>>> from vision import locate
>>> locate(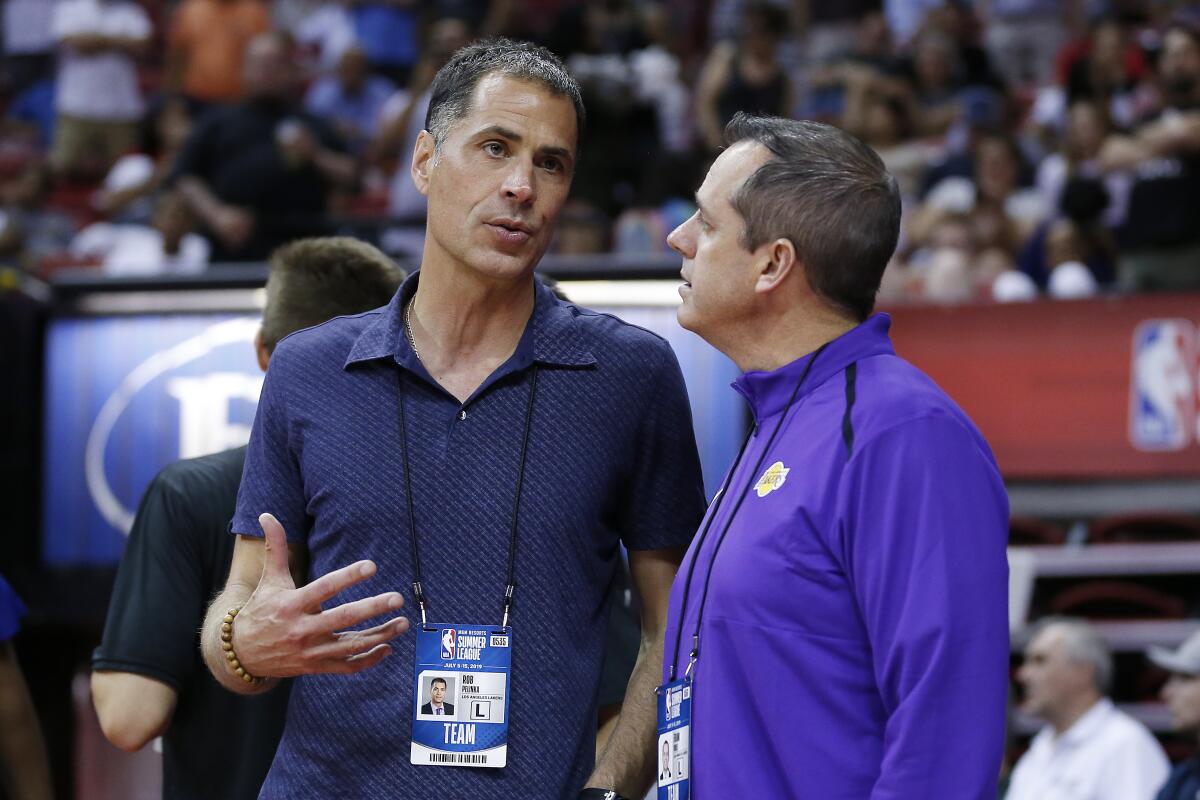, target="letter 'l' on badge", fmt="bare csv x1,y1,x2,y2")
754,461,789,498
